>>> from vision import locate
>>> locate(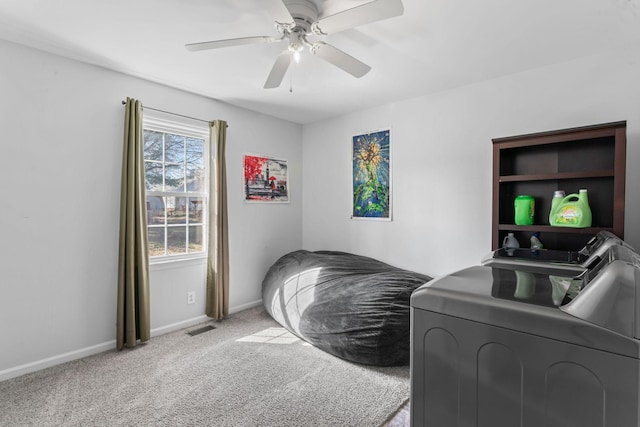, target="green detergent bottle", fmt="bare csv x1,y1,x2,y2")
514,195,535,225
549,189,592,228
